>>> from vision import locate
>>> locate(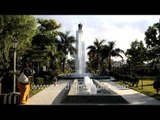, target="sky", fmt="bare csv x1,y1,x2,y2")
34,15,160,61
